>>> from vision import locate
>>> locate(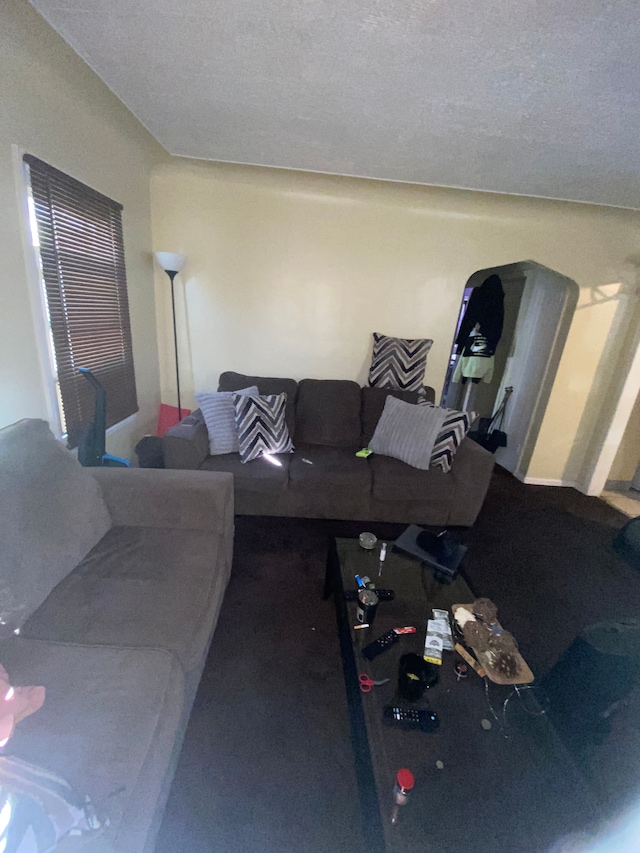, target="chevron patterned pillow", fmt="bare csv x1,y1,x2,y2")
233,393,294,464
368,332,433,392
428,406,477,472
